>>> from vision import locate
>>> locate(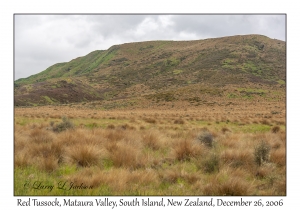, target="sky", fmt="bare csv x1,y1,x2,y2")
15,14,286,80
